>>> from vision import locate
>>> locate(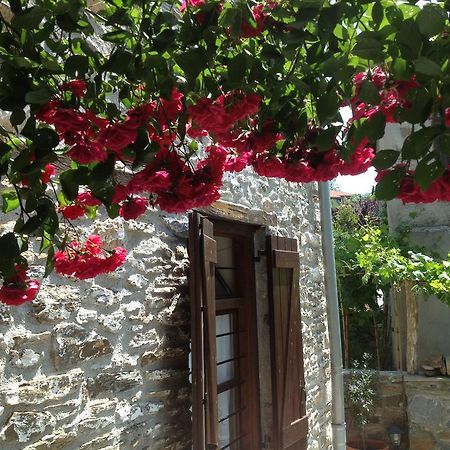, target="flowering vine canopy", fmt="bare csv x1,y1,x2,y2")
0,0,449,305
